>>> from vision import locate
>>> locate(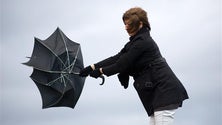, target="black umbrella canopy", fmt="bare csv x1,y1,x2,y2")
23,27,85,108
